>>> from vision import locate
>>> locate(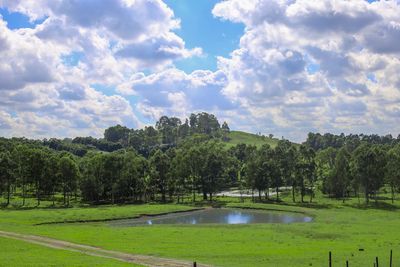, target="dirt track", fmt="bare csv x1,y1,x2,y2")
0,230,211,267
